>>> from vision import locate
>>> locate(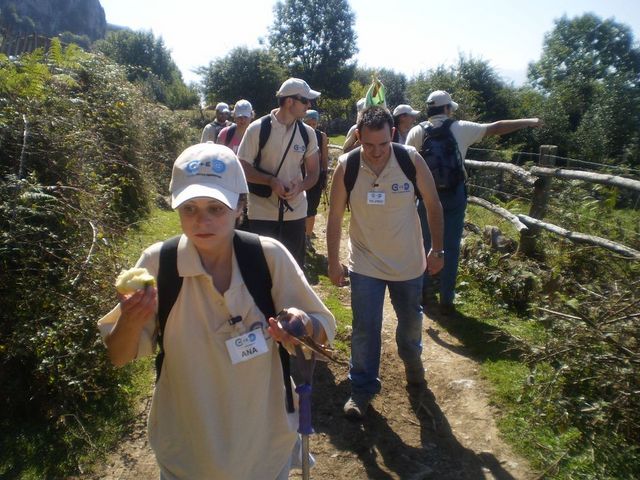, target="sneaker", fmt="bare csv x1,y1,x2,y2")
343,395,370,419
